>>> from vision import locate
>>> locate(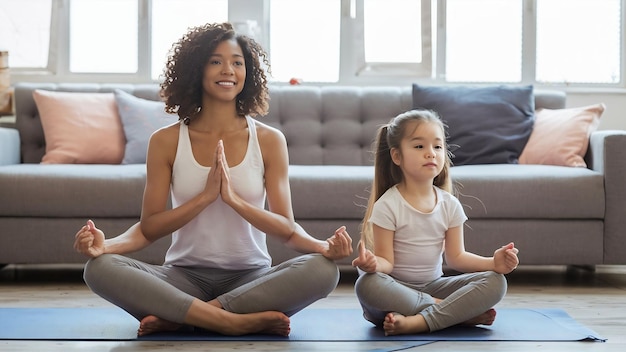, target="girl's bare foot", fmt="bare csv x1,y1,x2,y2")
138,315,182,336
382,307,497,336
462,308,497,326
383,312,429,336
